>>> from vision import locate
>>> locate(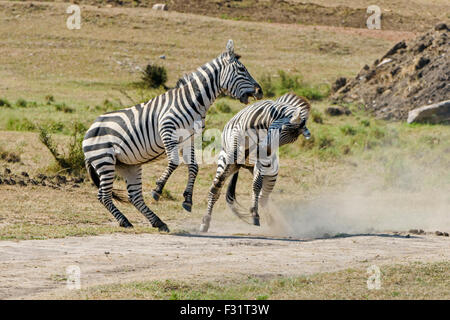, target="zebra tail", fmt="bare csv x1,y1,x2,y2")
85,161,130,204
225,171,252,223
